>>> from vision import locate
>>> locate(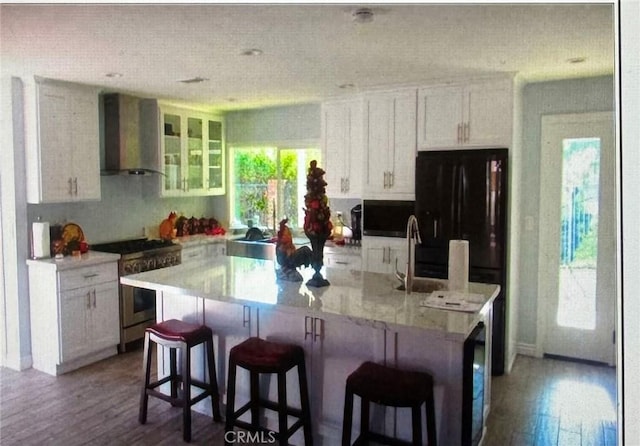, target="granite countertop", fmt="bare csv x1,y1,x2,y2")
121,256,499,341
26,251,121,270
